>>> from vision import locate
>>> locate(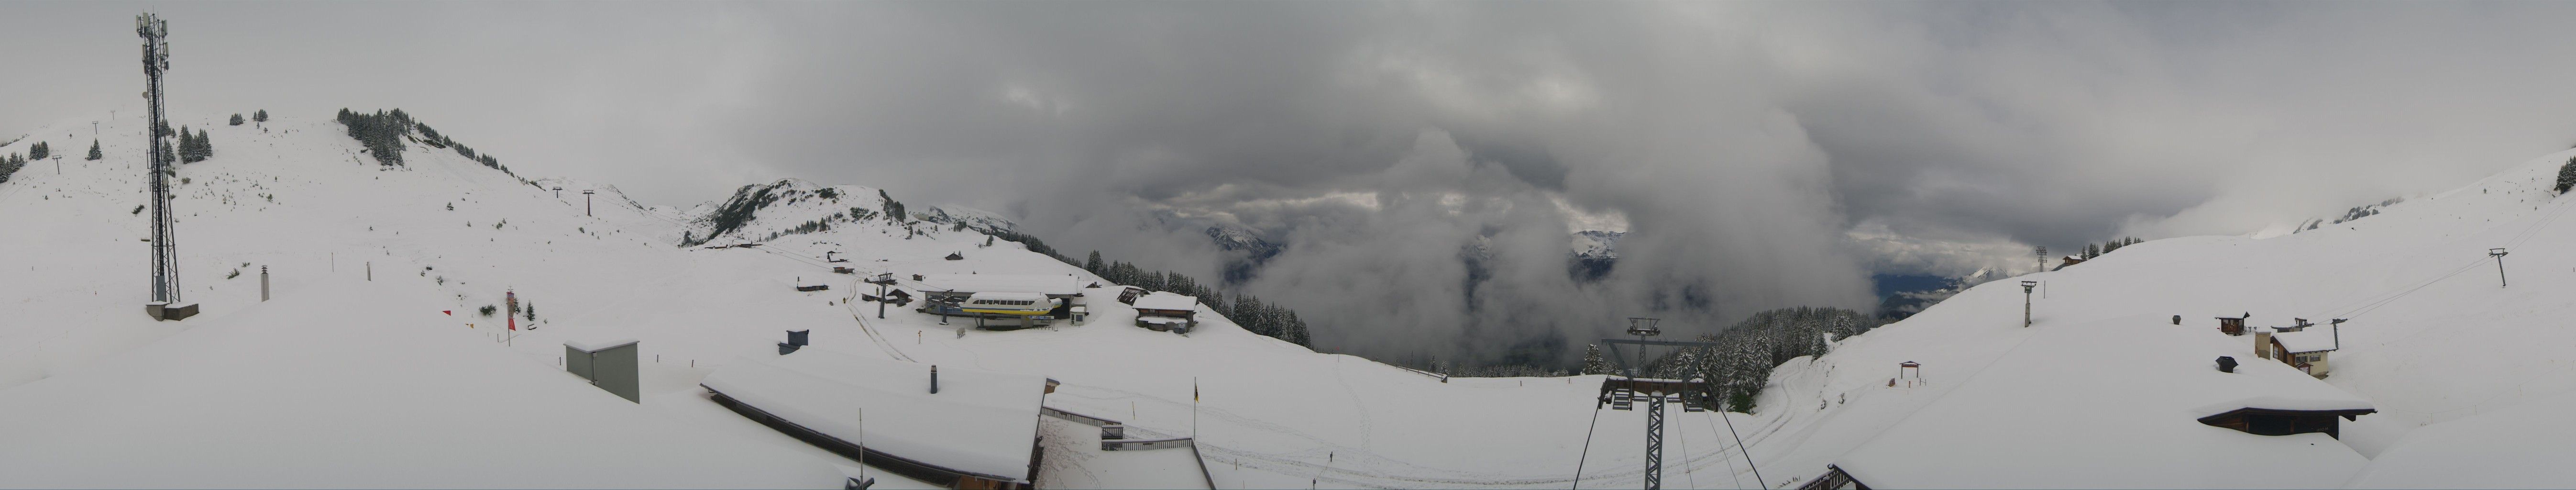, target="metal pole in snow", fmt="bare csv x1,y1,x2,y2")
2490,248,2510,287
